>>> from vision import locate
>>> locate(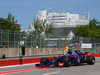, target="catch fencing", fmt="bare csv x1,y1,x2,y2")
0,30,100,54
